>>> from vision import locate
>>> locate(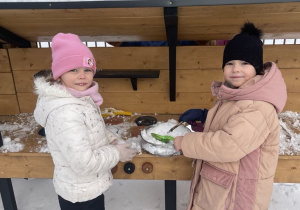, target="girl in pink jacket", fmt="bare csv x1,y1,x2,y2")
174,22,287,210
